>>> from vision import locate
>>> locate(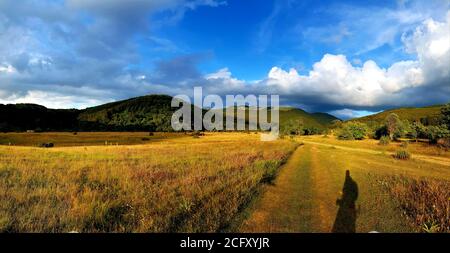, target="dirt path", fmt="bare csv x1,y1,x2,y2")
240,141,418,233
240,144,345,232
301,140,450,166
